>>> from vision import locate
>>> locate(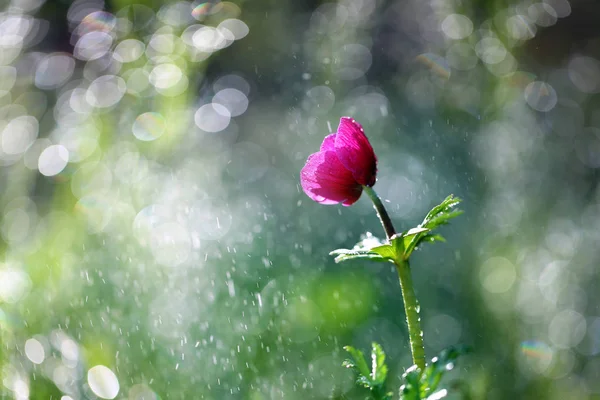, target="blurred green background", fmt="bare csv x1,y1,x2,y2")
1,0,599,398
